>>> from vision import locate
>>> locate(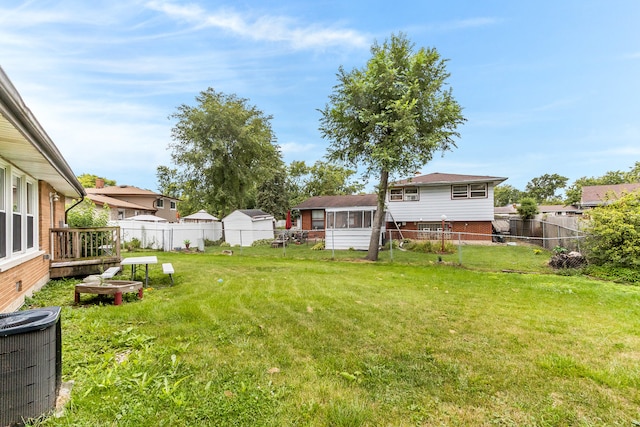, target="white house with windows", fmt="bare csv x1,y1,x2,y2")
294,173,507,249
385,172,507,241
0,67,85,312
